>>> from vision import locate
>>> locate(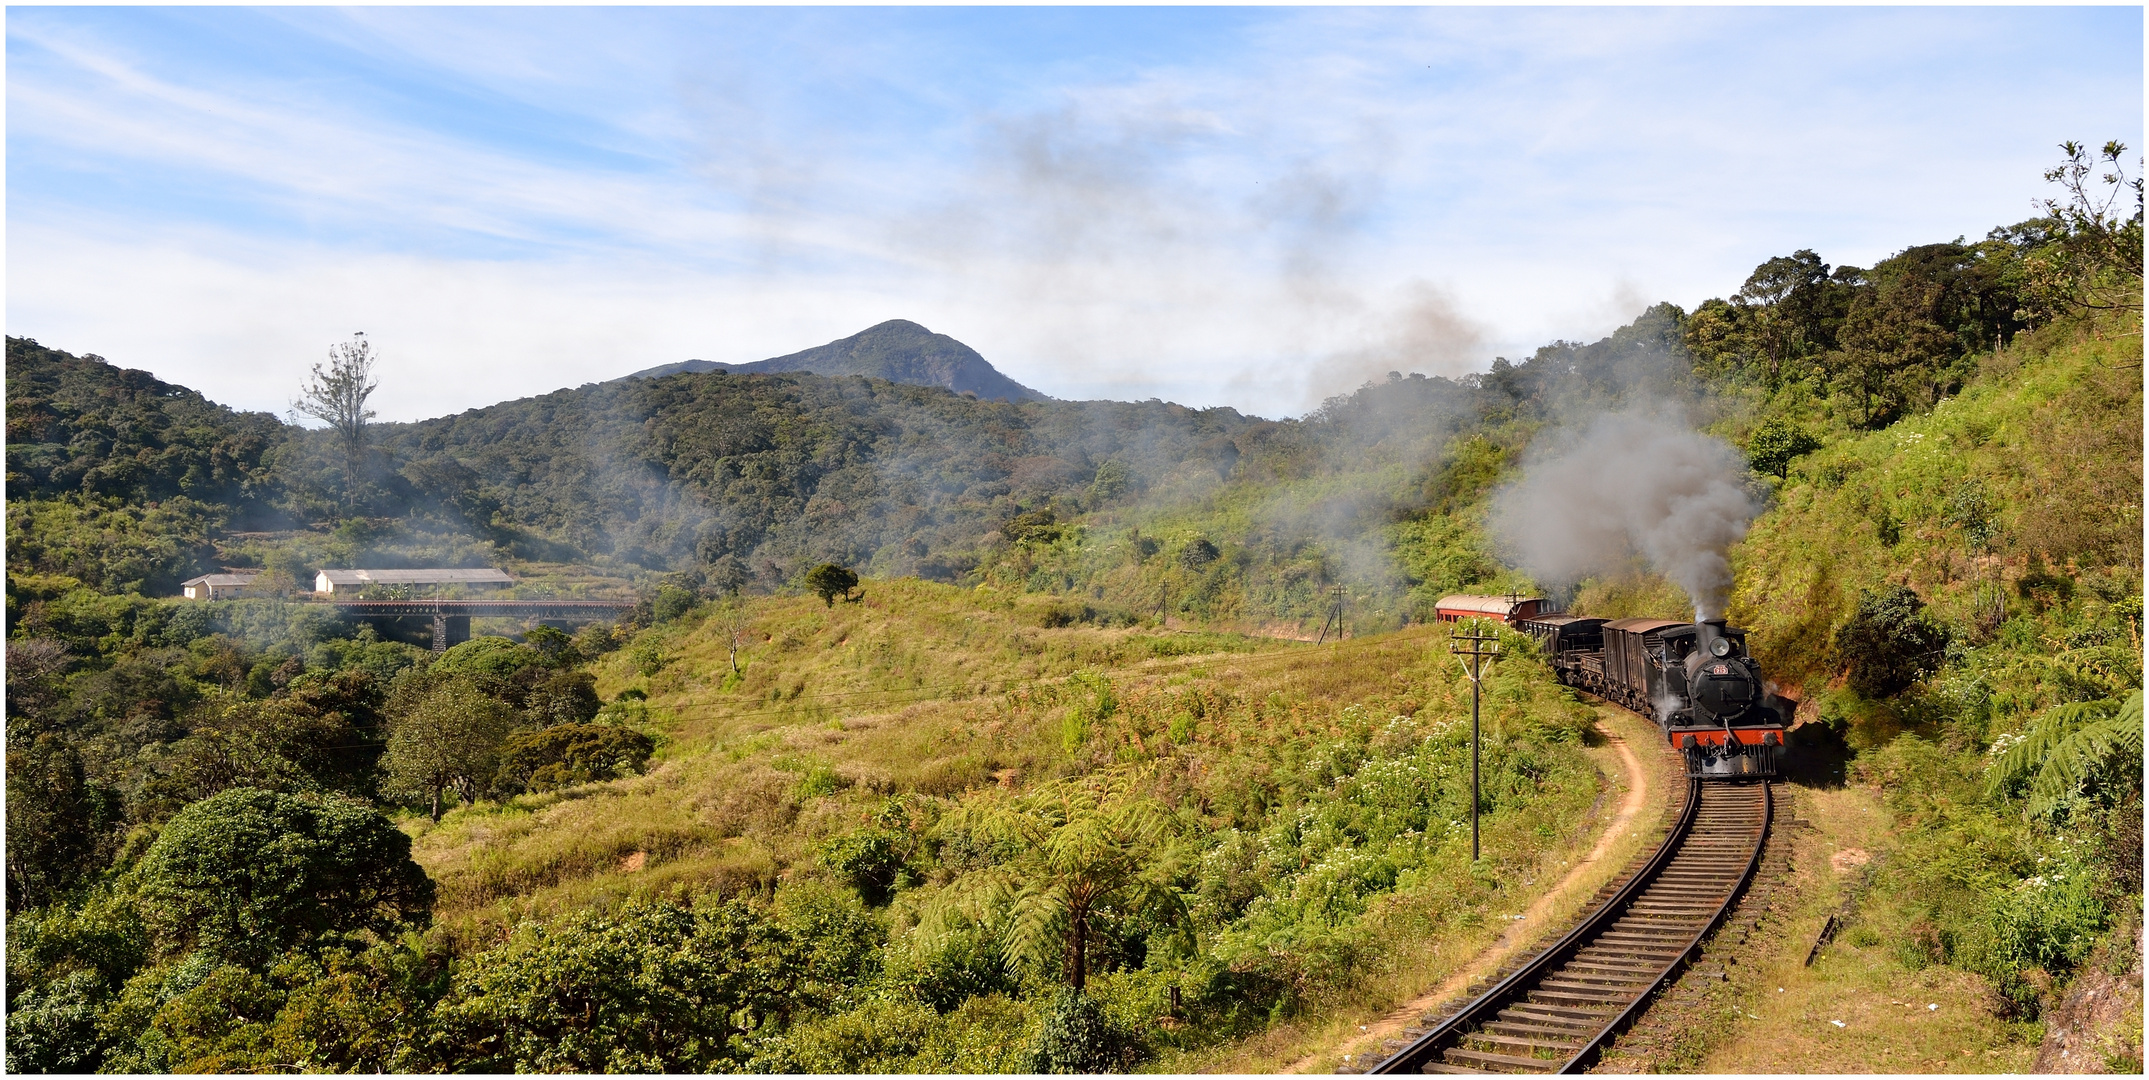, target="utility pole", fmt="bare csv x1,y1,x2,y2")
1315,584,1346,645
1450,619,1500,861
